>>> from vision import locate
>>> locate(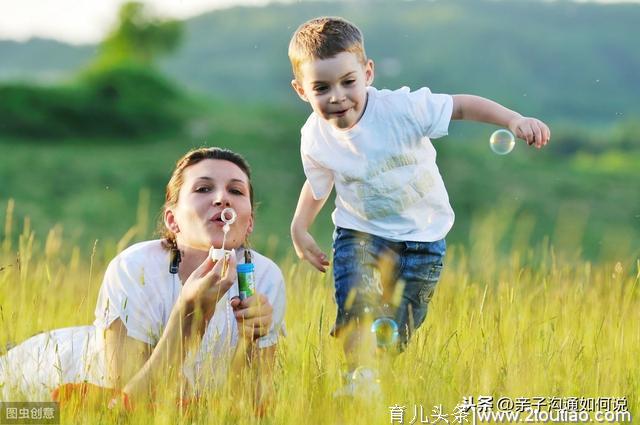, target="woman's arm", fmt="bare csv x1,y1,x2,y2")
104,319,152,389
228,293,276,414
227,337,277,416
253,344,276,417
105,254,237,404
